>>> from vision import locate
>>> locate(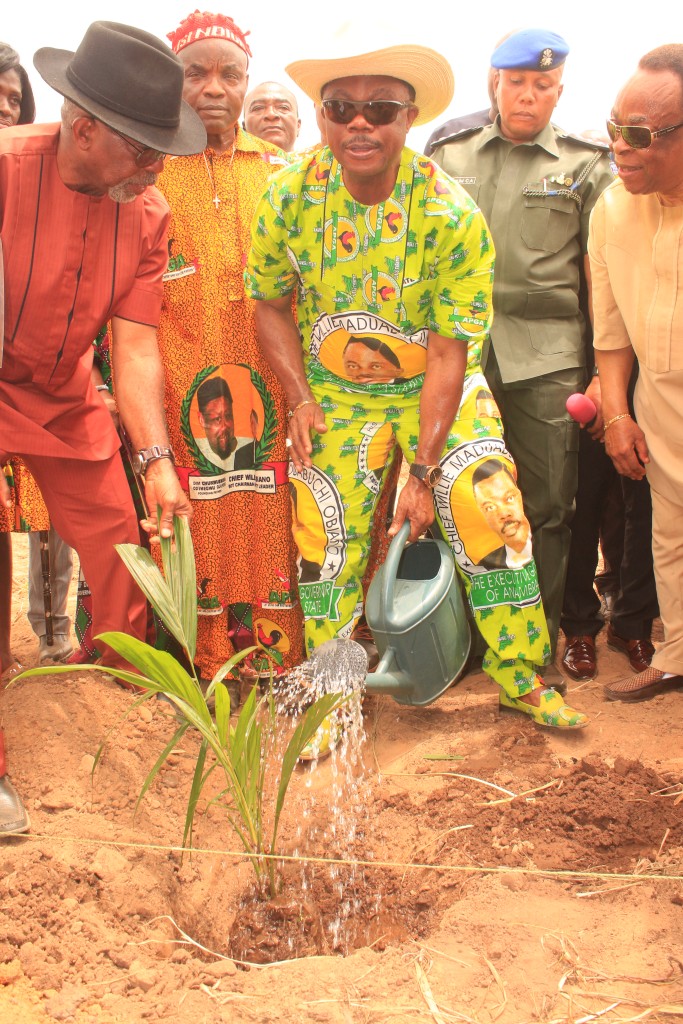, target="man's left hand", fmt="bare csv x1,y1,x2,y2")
140,459,192,540
388,477,435,542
